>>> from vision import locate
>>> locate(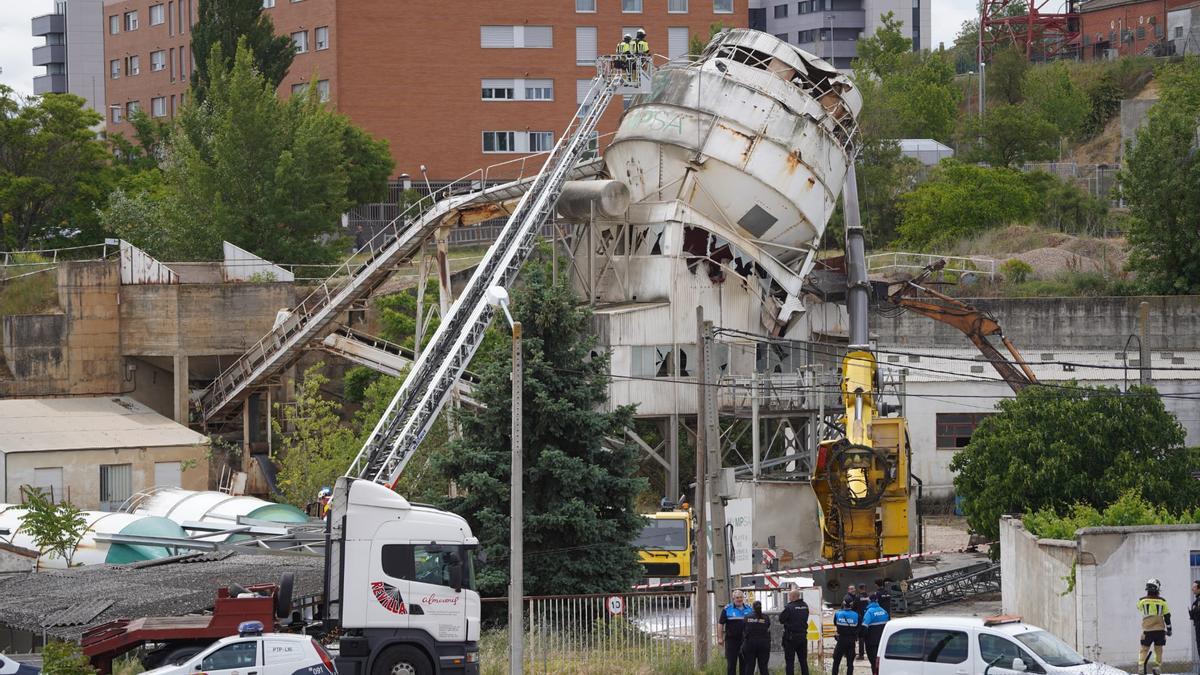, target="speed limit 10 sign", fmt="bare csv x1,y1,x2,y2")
605,595,624,616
